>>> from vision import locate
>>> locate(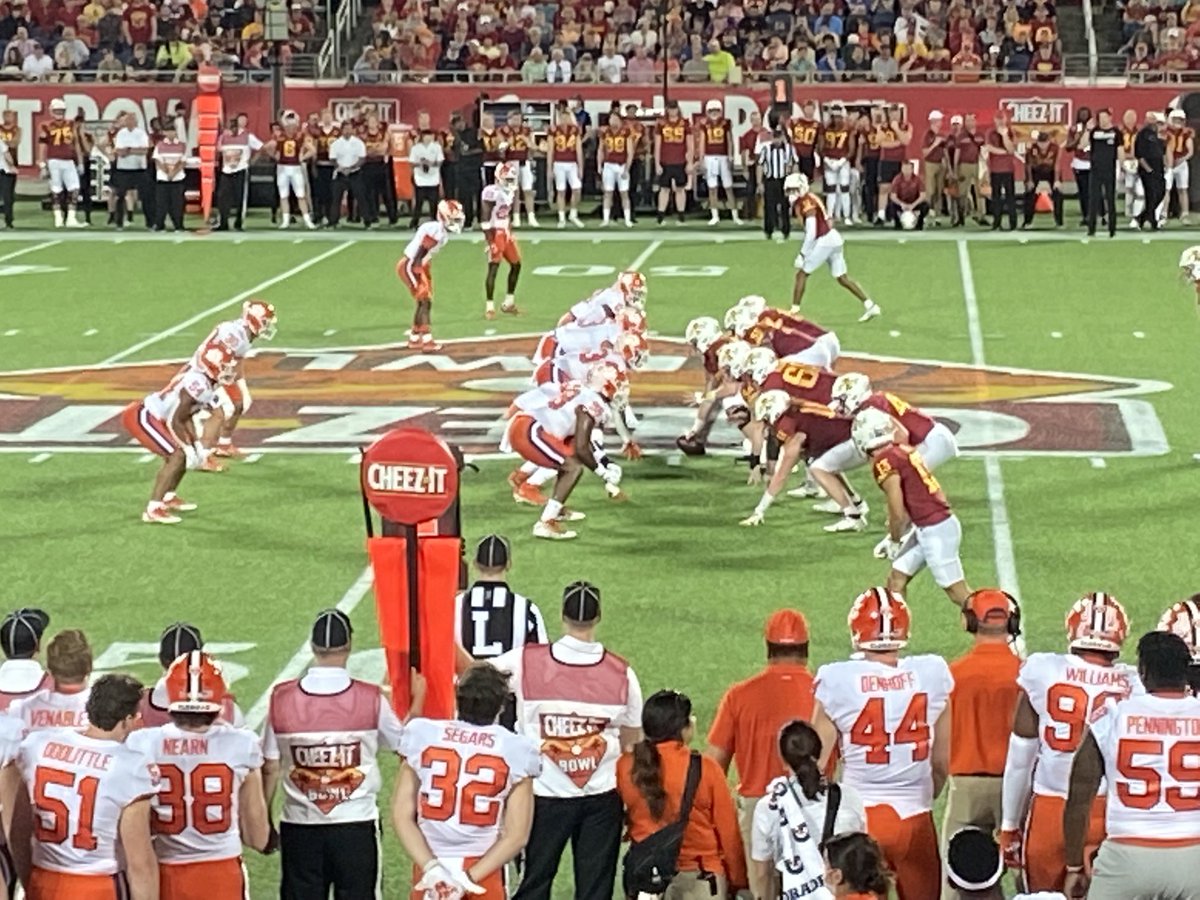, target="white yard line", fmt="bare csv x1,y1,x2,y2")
627,240,662,272
956,240,1023,604
0,240,61,263
244,566,374,731
100,242,352,365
